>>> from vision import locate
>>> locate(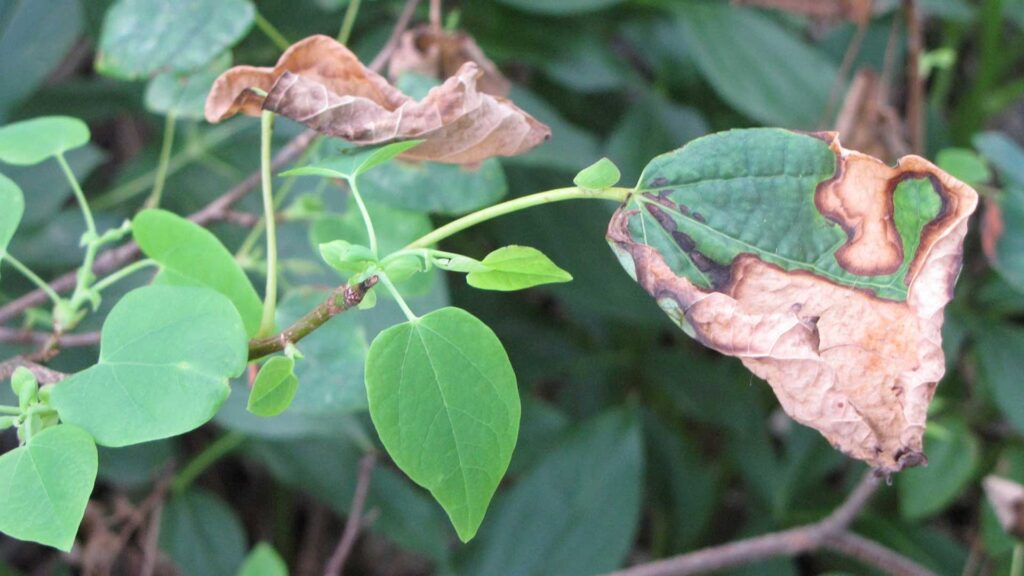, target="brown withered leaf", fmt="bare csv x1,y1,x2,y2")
388,24,511,97
984,475,1024,539
205,35,548,164
607,129,977,473
834,69,908,163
